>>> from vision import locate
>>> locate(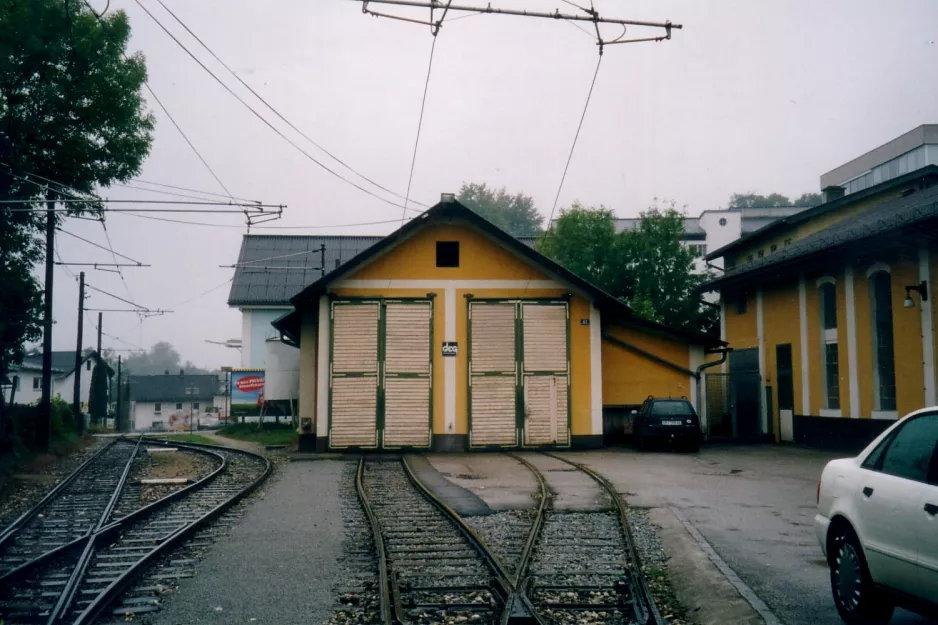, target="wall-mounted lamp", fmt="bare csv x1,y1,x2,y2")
904,281,928,309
